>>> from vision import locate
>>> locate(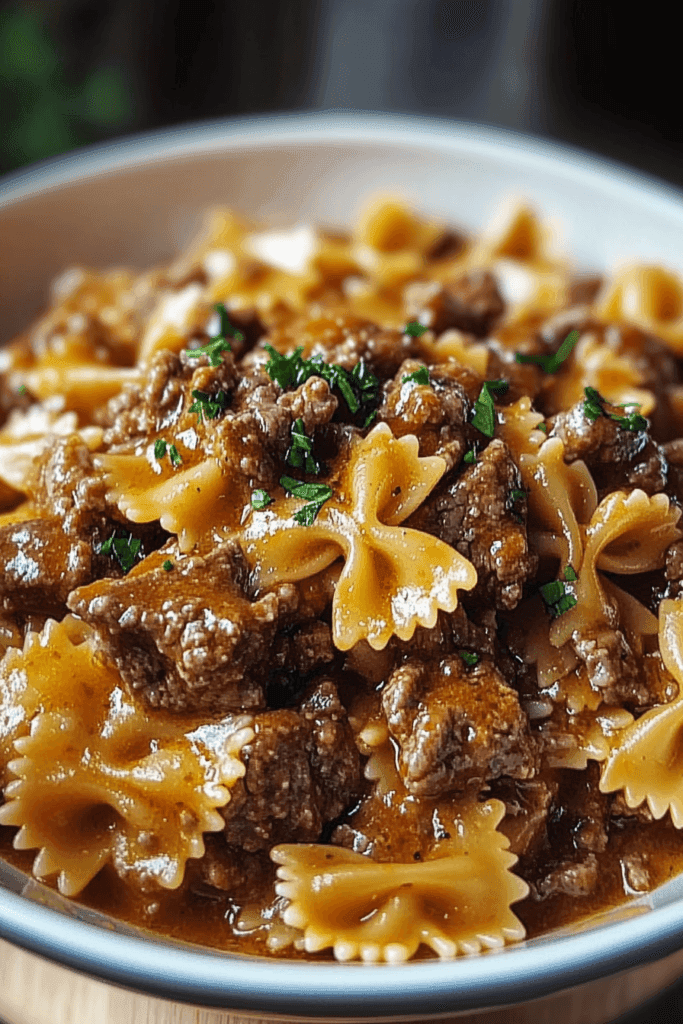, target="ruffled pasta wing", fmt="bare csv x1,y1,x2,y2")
242,423,476,650
272,799,527,962
600,598,683,825
594,264,683,354
97,450,227,553
551,490,681,649
0,617,253,894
